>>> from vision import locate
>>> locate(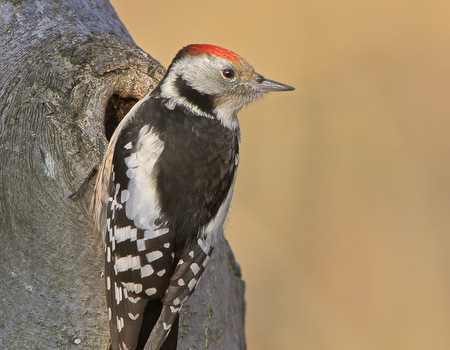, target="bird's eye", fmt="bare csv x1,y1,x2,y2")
221,68,235,80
